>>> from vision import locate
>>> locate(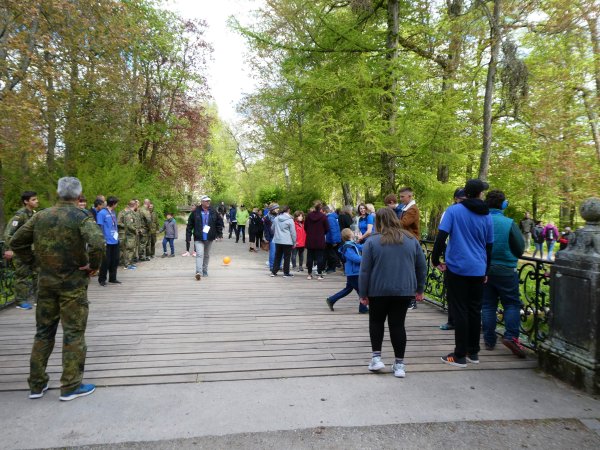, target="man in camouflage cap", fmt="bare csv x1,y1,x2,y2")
3,191,39,310
137,198,152,261
11,177,105,401
118,200,138,270
148,203,159,258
